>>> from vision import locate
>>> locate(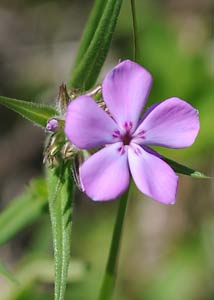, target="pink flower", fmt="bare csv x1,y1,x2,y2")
65,60,199,204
